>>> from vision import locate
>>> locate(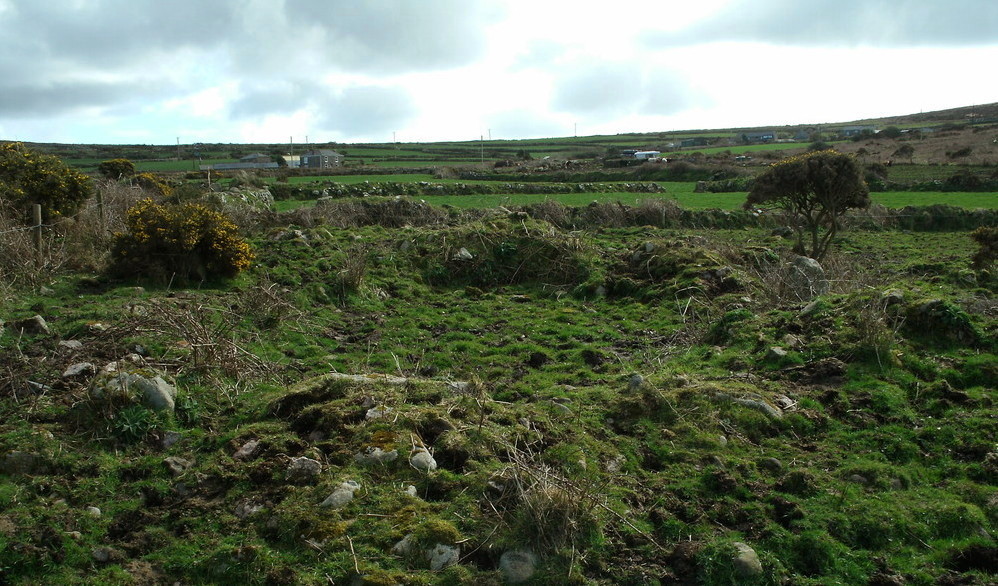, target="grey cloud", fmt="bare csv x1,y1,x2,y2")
0,80,159,118
314,86,416,137
552,65,696,117
642,0,998,48
287,0,505,73
230,82,319,119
